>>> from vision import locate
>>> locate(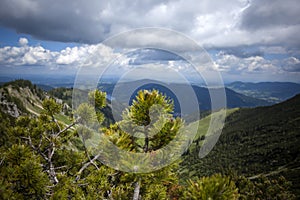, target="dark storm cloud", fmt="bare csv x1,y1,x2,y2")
282,57,300,72
0,0,168,43
0,0,247,46
128,48,183,65
0,0,107,43
0,0,198,45
238,0,300,48
0,0,299,51
240,0,300,30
